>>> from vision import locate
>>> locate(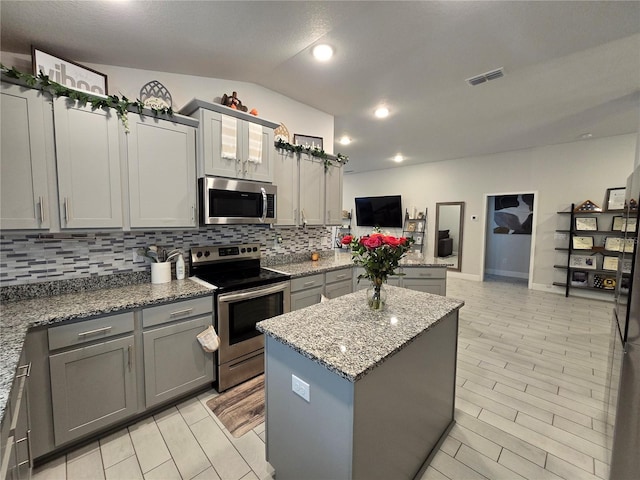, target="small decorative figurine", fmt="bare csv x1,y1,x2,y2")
221,91,248,112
